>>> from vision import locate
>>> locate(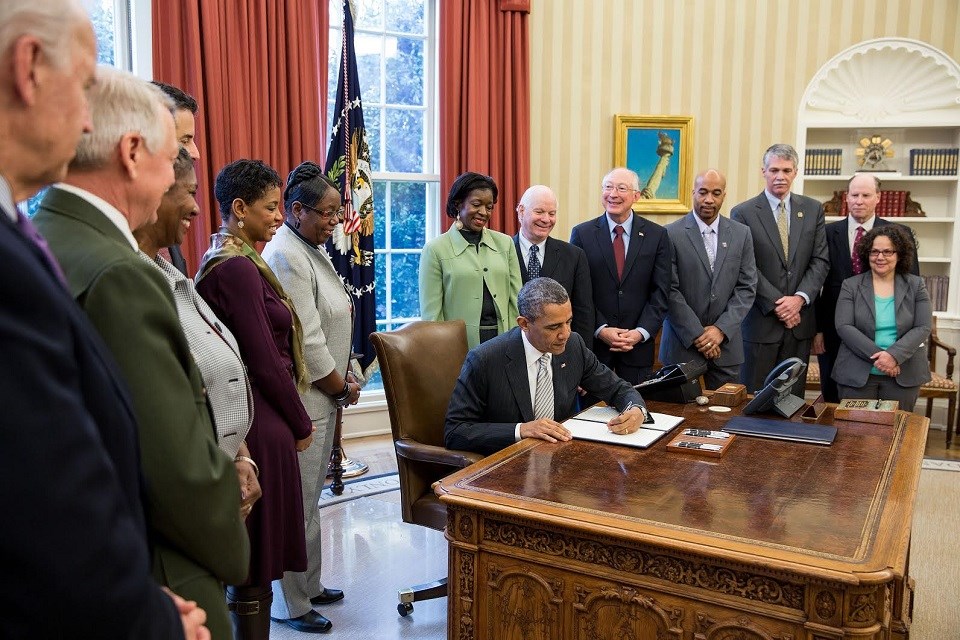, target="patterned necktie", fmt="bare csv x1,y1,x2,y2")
851,225,865,275
16,209,67,286
613,225,626,280
776,200,789,258
533,353,554,420
527,244,541,279
702,229,716,271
